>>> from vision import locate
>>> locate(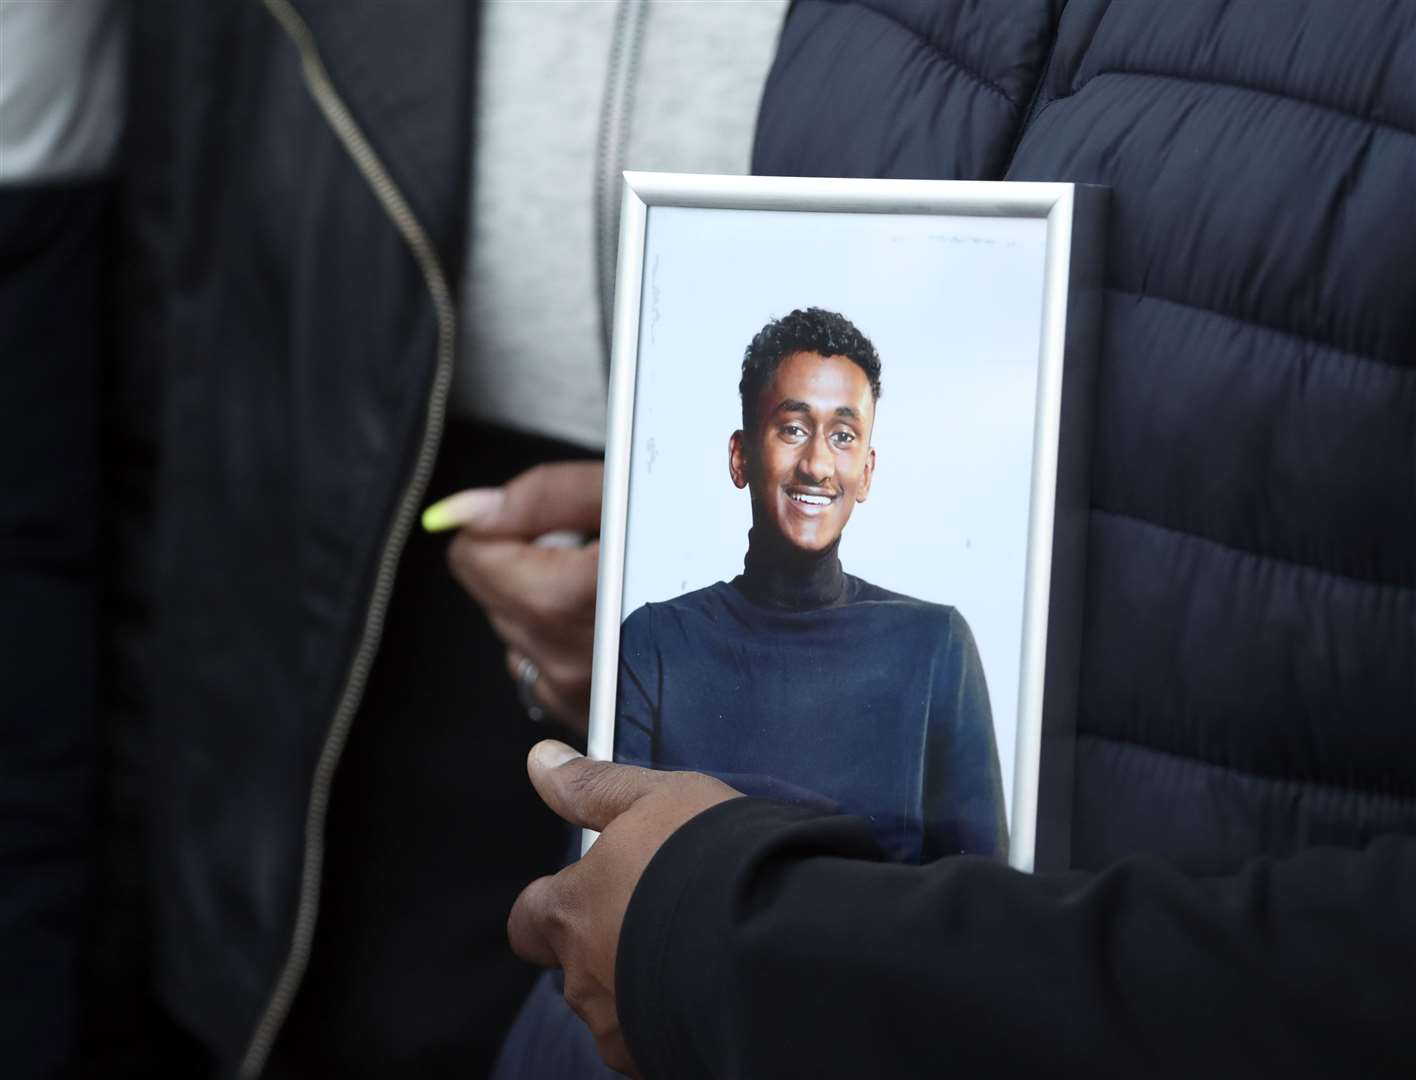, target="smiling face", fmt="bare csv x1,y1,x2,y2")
729,350,877,554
